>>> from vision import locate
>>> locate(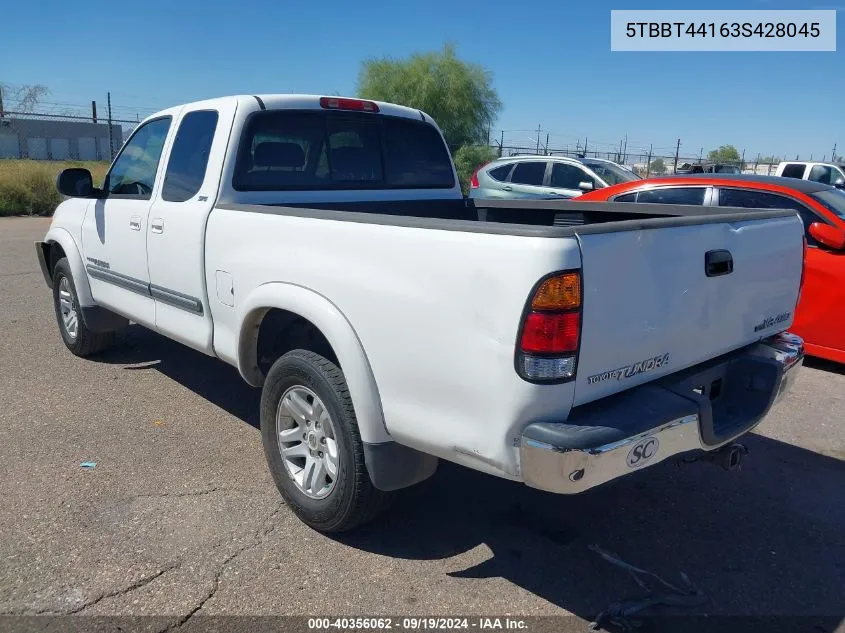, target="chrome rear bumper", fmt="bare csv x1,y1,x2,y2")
519,332,804,494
